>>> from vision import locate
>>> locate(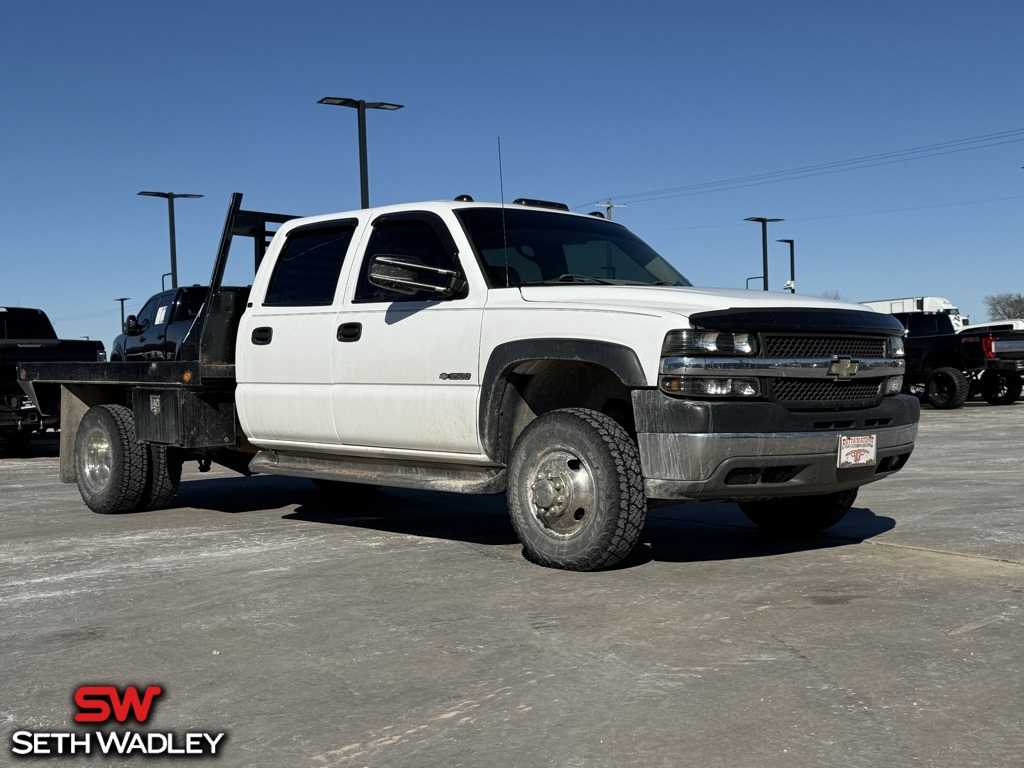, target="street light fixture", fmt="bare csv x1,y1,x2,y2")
744,216,784,291
138,191,204,290
776,238,796,293
318,96,404,209
114,297,130,330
